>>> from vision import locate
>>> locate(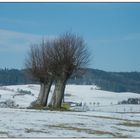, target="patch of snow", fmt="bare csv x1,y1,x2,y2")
0,84,140,138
